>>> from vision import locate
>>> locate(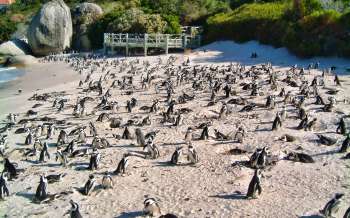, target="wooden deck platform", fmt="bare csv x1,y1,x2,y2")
103,33,201,56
